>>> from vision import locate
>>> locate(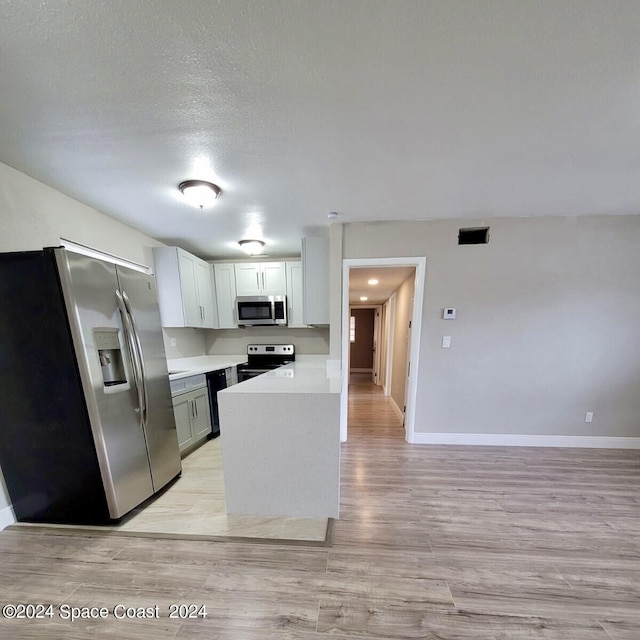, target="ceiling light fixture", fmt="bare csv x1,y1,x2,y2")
238,239,266,256
367,278,379,285
178,180,221,209
360,296,368,301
